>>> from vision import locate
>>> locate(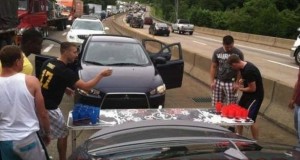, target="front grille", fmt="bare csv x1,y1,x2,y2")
101,93,149,109
78,35,89,40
